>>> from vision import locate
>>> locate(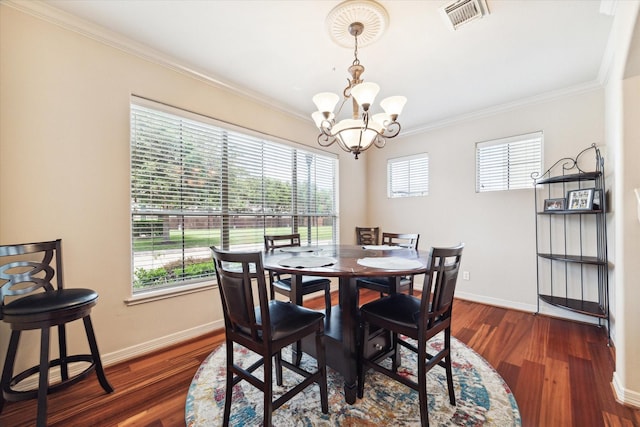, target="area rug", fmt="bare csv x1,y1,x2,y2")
185,336,521,426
